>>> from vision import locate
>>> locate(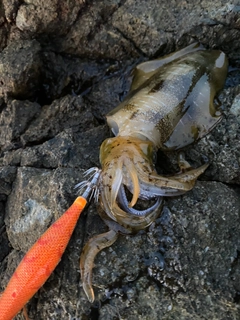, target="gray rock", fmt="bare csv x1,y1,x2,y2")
41,52,112,101
5,167,55,251
20,95,95,146
20,126,108,169
0,100,41,151
2,0,20,22
16,0,82,34
51,1,140,60
0,166,17,197
185,88,240,184
0,40,42,99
